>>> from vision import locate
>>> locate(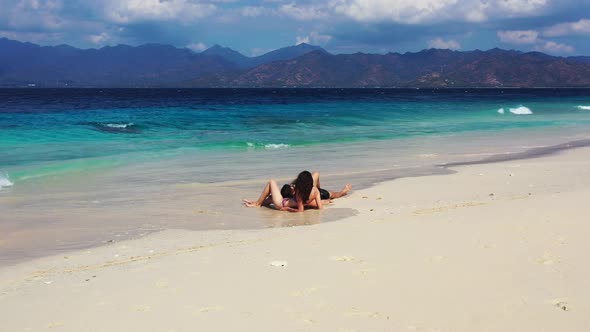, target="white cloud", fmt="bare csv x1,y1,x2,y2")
330,0,550,24
102,0,216,24
497,30,539,44
296,31,332,45
187,42,207,51
463,4,489,23
15,0,63,12
332,0,457,24
494,0,548,14
88,32,109,44
295,35,309,44
467,0,549,21
3,0,66,30
534,41,574,54
427,38,460,50
543,19,590,37
240,6,270,17
279,3,326,20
